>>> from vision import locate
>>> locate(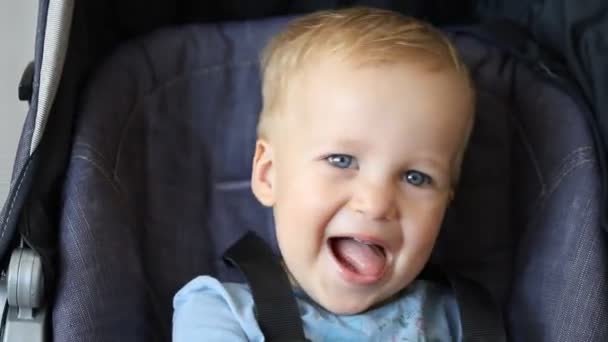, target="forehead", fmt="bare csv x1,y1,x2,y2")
279,58,473,157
